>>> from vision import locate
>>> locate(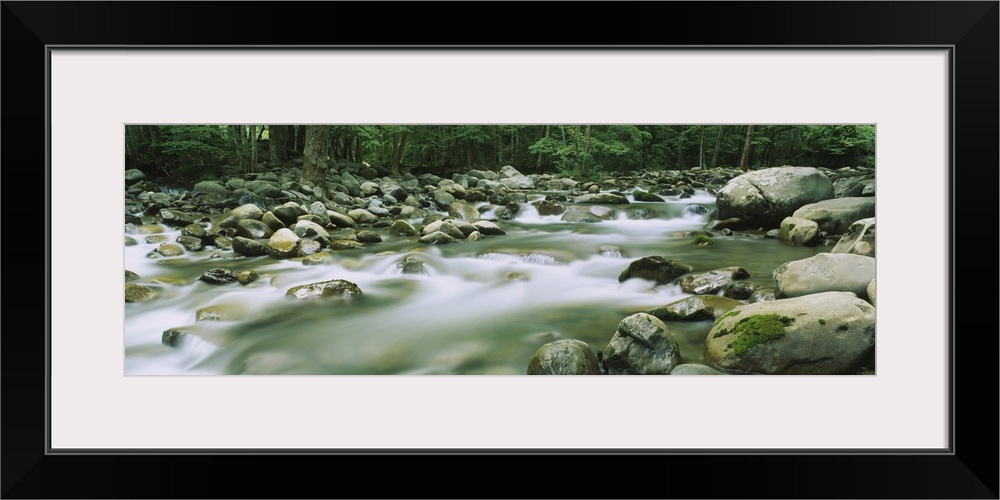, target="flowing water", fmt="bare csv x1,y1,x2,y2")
125,190,825,375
